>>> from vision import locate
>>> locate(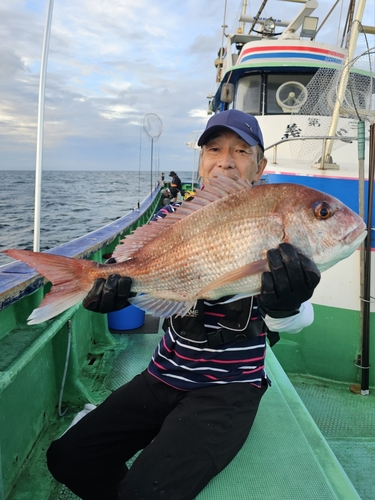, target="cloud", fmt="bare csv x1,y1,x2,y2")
0,0,374,171
1,0,224,171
